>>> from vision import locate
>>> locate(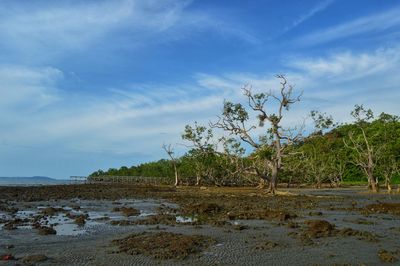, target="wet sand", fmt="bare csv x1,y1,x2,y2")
1,184,400,265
